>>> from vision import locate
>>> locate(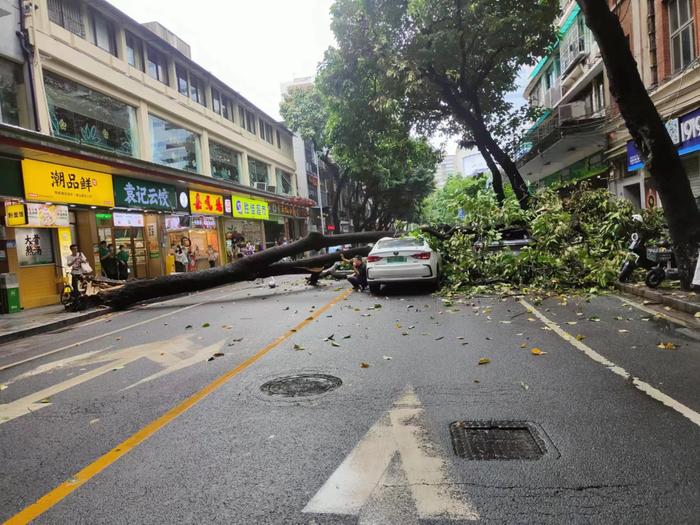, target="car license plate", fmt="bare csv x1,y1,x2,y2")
387,256,406,263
